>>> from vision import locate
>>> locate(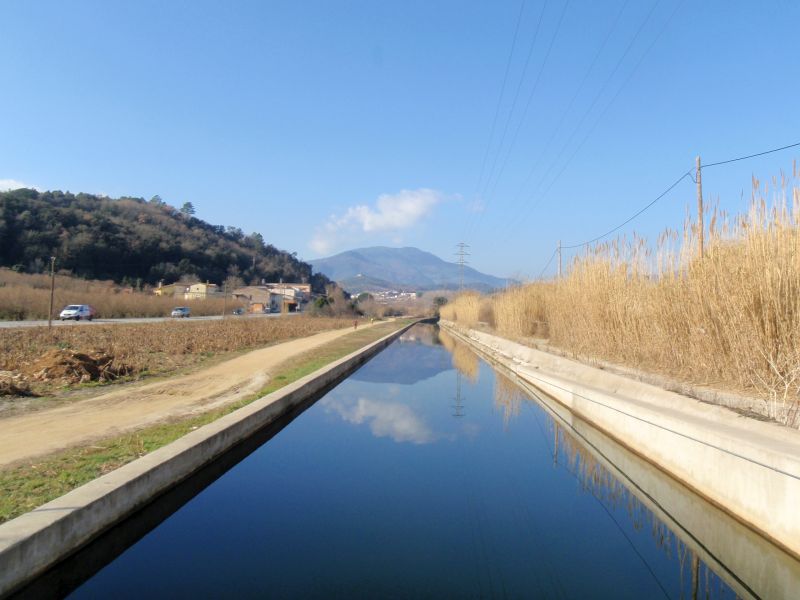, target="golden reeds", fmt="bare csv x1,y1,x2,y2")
444,166,800,427
438,328,479,382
